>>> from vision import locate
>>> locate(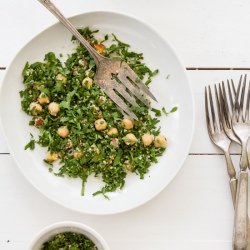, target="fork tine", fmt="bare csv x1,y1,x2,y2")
220,80,241,145
220,83,228,127
222,80,237,125
215,84,223,130
239,74,246,122
116,75,150,107
208,85,219,133
218,82,229,128
245,80,250,122
121,64,158,101
227,79,237,111
221,81,231,129
205,85,218,134
112,81,139,108
205,86,213,135
228,78,241,119
103,88,138,120
233,75,243,122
